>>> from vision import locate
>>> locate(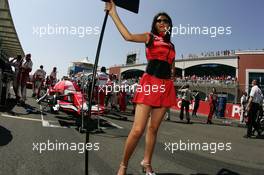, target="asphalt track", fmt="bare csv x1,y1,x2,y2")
0,92,263,175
